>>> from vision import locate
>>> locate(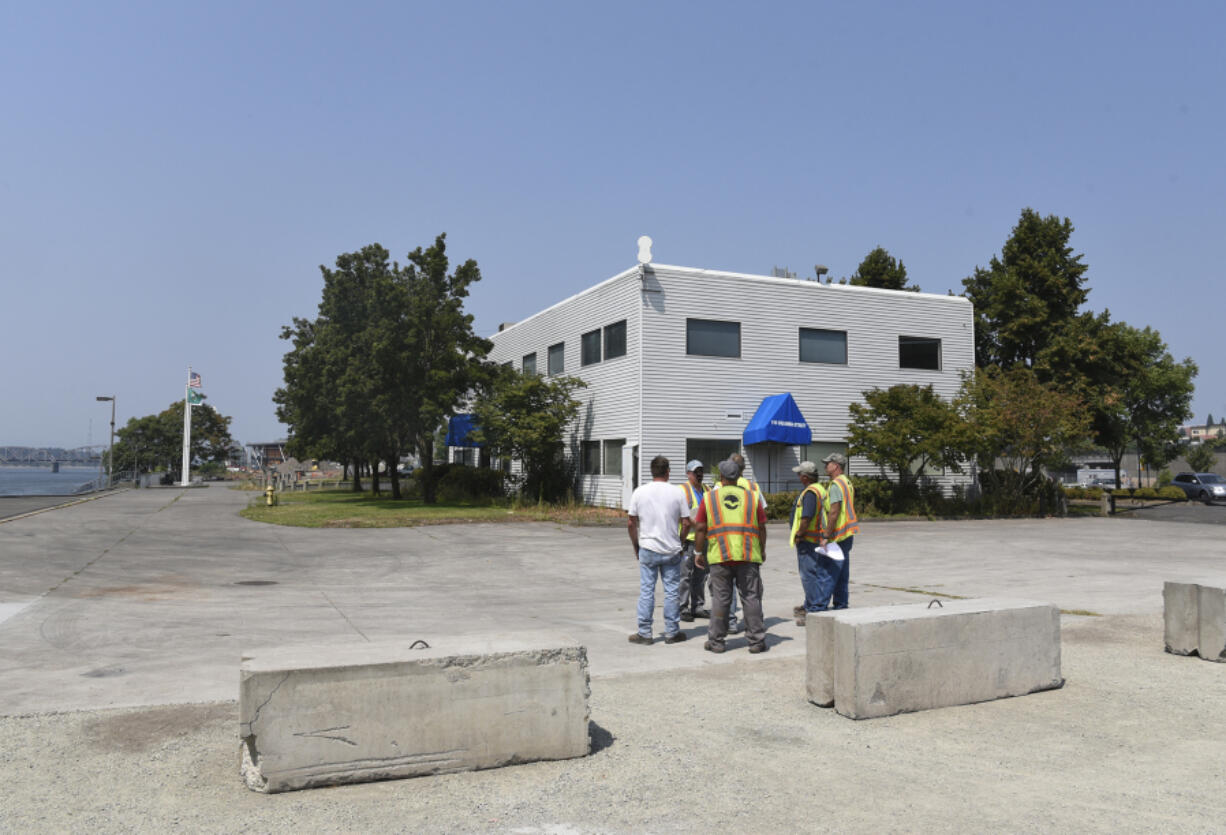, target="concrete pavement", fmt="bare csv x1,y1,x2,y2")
2,485,1224,714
